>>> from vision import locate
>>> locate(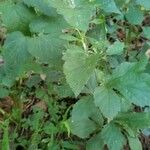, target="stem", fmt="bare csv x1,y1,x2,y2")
76,29,88,51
